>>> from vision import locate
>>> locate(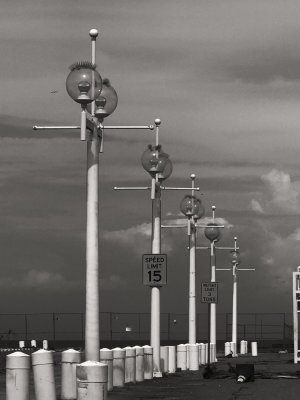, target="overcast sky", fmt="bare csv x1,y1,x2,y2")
1,0,300,321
